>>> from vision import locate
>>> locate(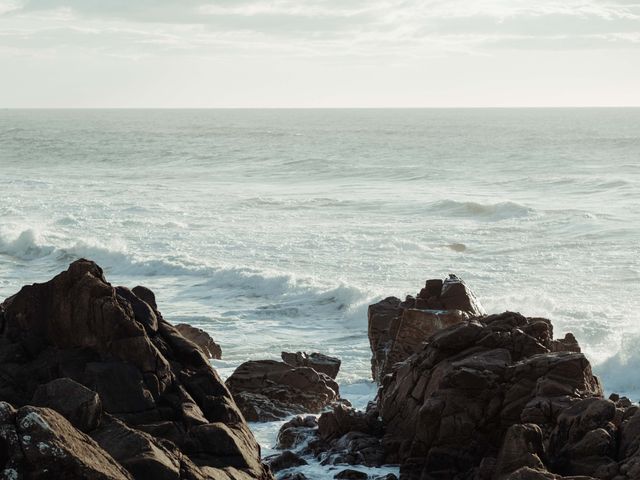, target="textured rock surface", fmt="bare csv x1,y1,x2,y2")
174,323,222,360
378,312,604,479
0,259,272,480
0,402,132,480
281,351,341,379
368,275,485,384
226,360,341,422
